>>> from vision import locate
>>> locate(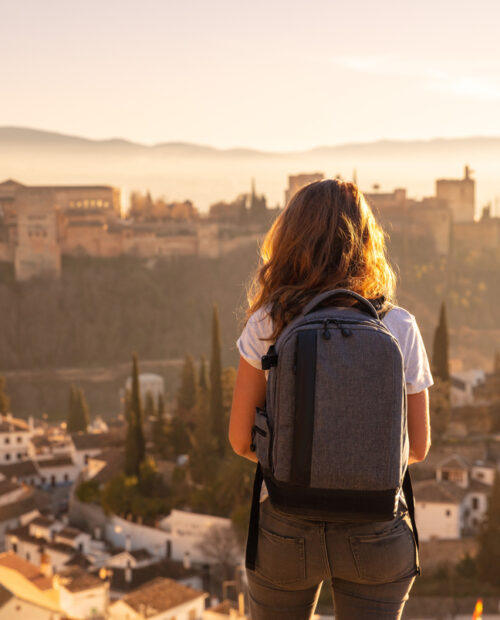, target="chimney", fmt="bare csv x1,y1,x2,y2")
125,535,131,552
183,551,191,570
28,416,34,432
